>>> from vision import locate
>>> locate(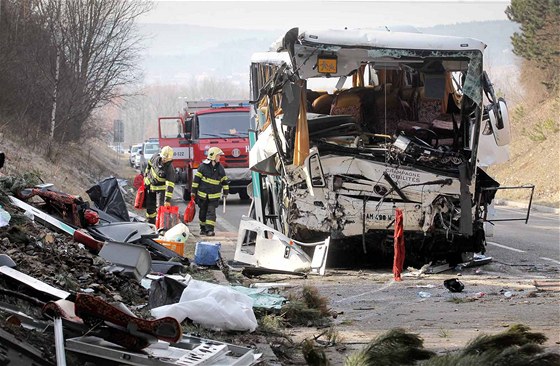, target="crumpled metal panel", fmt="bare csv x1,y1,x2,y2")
285,155,465,237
